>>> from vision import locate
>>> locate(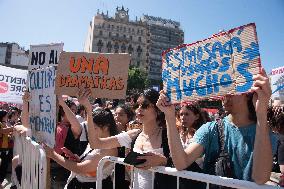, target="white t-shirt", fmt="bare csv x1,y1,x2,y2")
79,121,88,142
65,145,114,187
116,132,164,189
